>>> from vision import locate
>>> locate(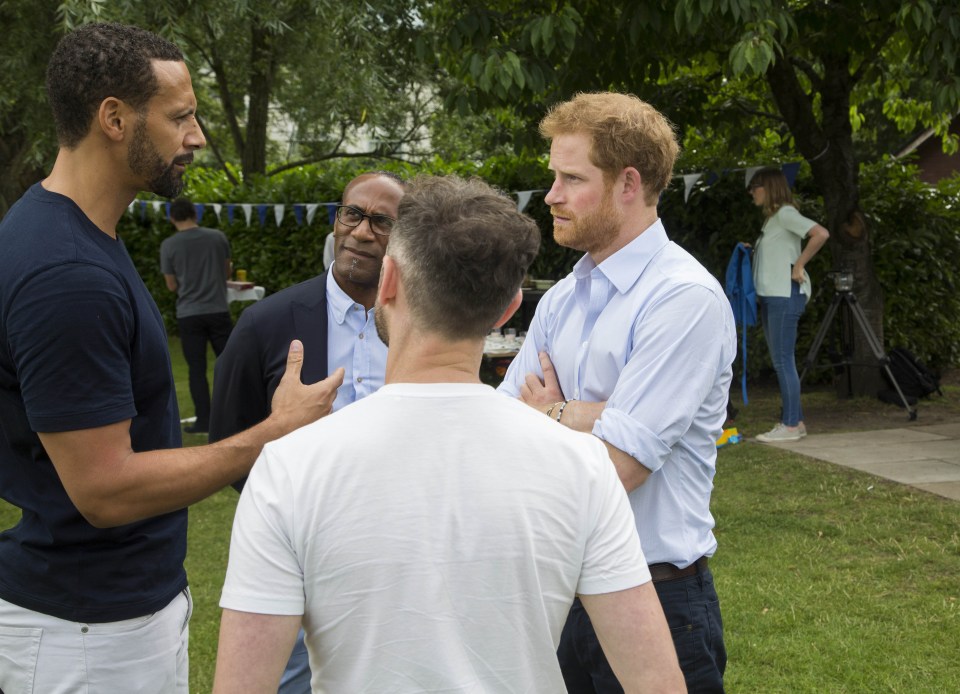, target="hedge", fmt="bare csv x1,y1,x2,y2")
121,155,960,377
